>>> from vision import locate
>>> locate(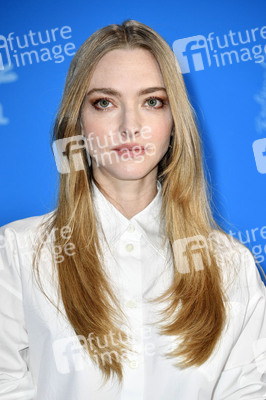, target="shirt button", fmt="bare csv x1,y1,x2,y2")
125,243,134,252
126,300,137,308
127,224,135,233
129,360,138,369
